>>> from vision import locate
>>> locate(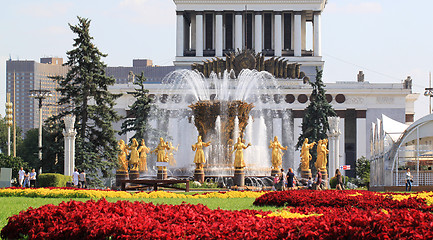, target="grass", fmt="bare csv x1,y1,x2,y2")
0,196,279,231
